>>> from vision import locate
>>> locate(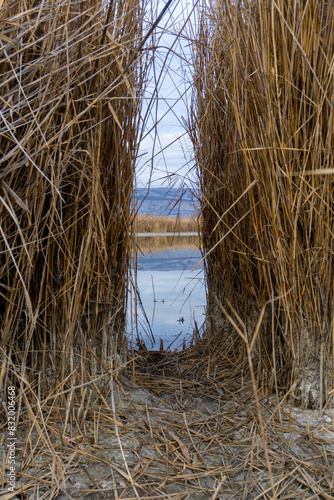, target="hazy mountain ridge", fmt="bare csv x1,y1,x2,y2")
135,187,199,217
